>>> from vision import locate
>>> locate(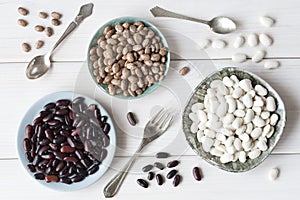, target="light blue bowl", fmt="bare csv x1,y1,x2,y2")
17,91,116,191
87,16,170,99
